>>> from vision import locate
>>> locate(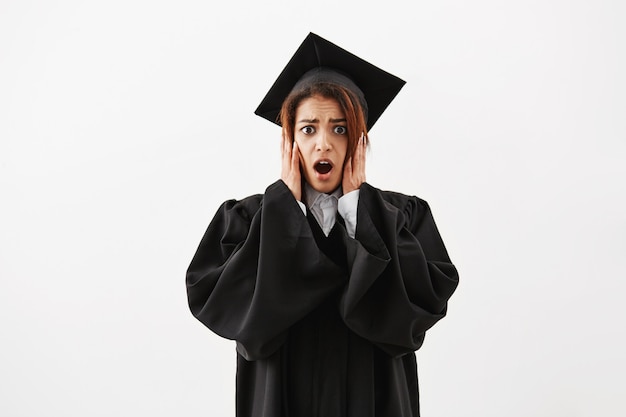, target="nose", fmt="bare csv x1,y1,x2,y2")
315,131,331,151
